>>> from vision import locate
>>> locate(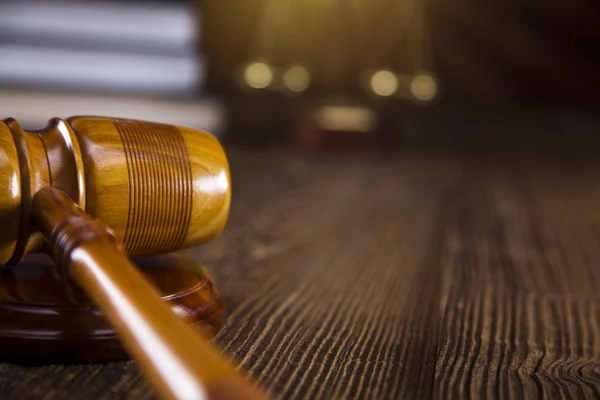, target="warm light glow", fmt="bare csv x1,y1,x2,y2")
370,70,398,97
196,170,229,196
11,172,19,199
314,105,377,132
243,61,273,89
56,119,85,209
410,73,437,101
283,65,310,93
